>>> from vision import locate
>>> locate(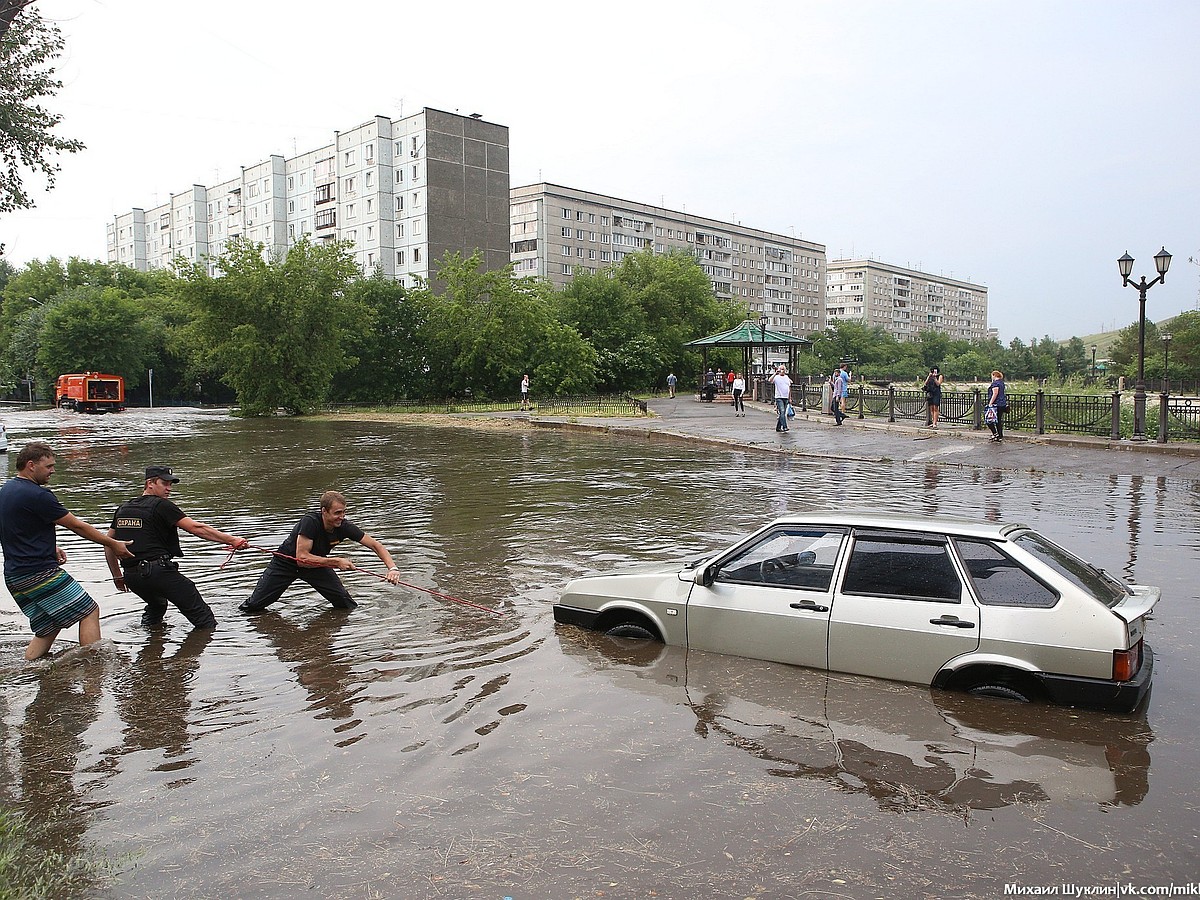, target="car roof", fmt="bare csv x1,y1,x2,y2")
767,511,1024,541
